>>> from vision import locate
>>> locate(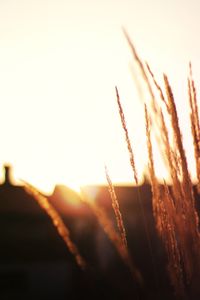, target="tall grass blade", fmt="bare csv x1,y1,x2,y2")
188,63,200,193
80,188,143,286
115,86,138,184
105,165,127,248
22,180,87,270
